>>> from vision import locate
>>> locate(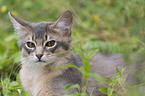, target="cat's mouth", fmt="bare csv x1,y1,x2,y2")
36,60,46,63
